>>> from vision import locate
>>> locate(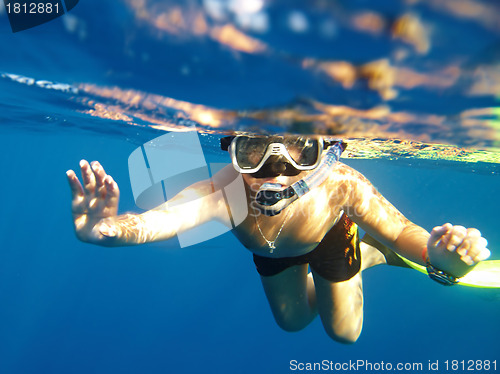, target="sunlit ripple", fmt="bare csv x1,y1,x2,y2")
71,82,500,168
